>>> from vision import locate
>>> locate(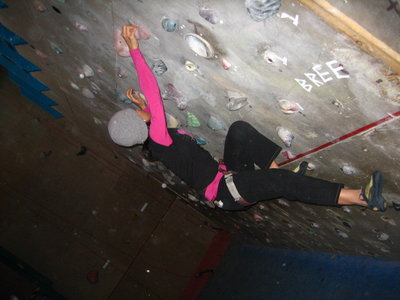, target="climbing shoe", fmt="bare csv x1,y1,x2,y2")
361,171,387,212
293,161,308,176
